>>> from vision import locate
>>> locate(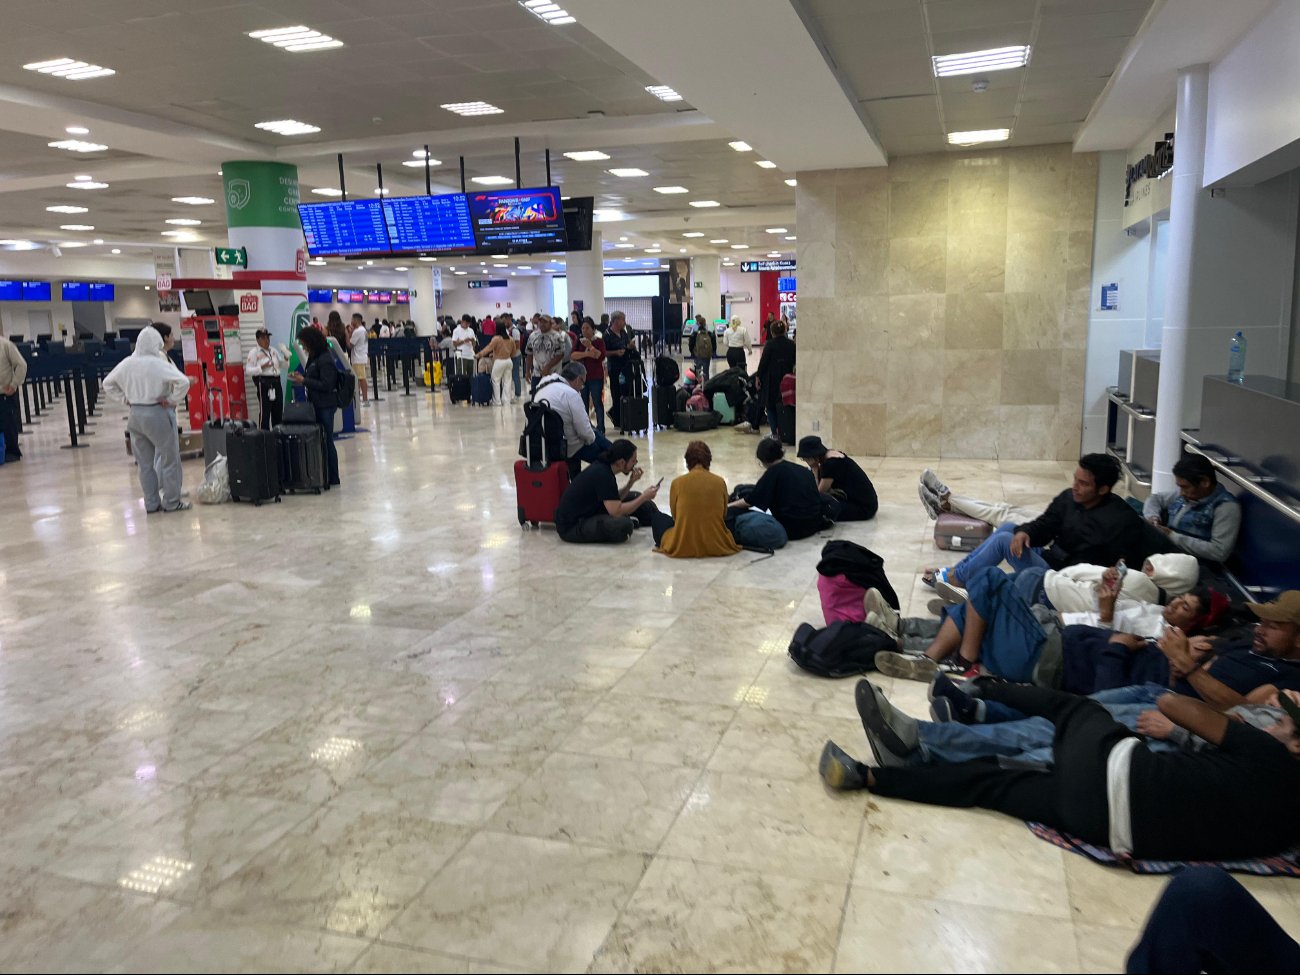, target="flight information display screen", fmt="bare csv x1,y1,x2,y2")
89,282,115,301
0,281,22,301
307,288,334,303
22,281,51,301
62,281,89,301
298,200,391,256
383,194,475,253
467,186,567,251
